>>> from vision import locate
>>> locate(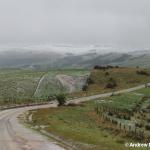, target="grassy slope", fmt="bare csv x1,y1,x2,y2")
0,69,89,104
28,88,150,150
136,87,150,96
86,68,150,94
100,93,143,111
120,55,150,67
34,69,89,99
29,102,129,150
0,69,45,104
